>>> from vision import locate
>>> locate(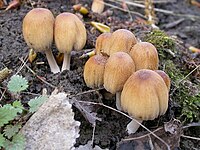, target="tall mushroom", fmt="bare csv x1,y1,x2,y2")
84,55,108,88
104,52,135,110
54,12,87,71
129,42,159,71
121,69,169,134
23,8,60,73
